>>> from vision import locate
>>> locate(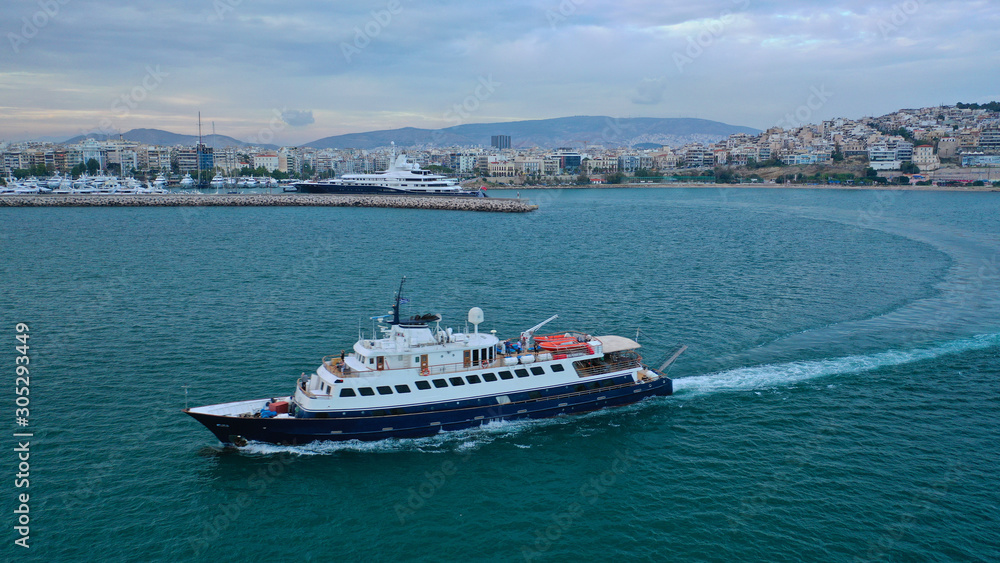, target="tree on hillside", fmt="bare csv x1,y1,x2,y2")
86,158,100,174
832,143,844,162
956,101,1000,112
575,173,590,185
900,161,919,174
